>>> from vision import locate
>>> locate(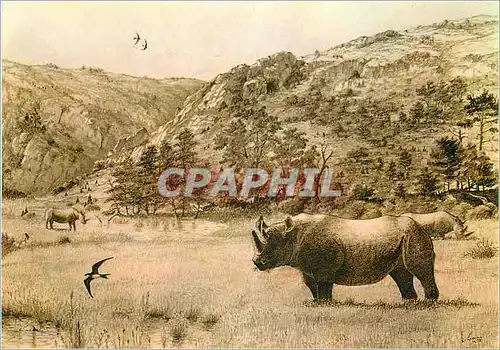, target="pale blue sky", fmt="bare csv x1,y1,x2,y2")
2,1,498,80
